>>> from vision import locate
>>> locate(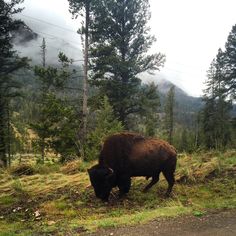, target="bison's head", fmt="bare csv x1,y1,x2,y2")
88,165,116,201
